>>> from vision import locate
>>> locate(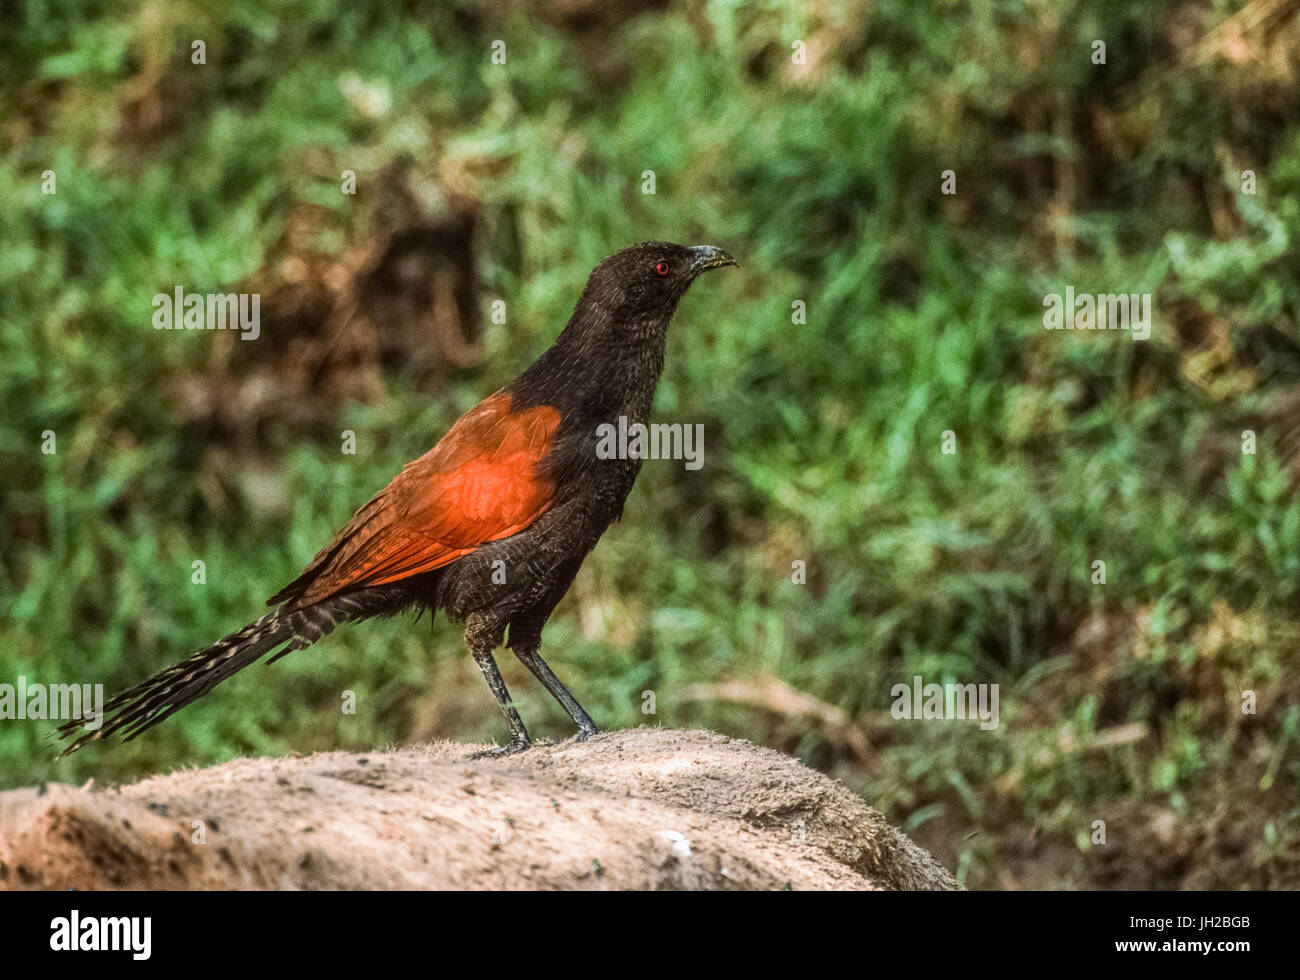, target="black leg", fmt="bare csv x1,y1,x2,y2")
468,646,531,757
512,644,599,739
